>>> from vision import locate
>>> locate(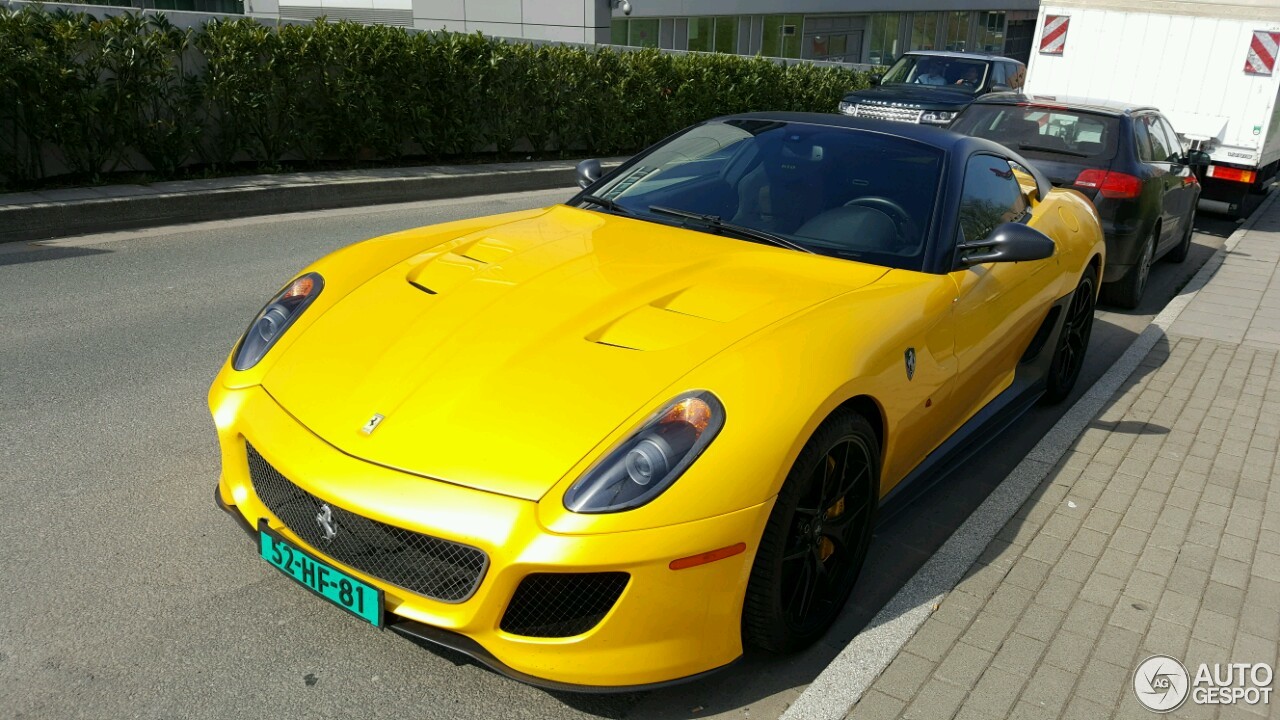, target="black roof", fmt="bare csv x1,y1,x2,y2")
972,92,1158,116
708,112,1051,199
